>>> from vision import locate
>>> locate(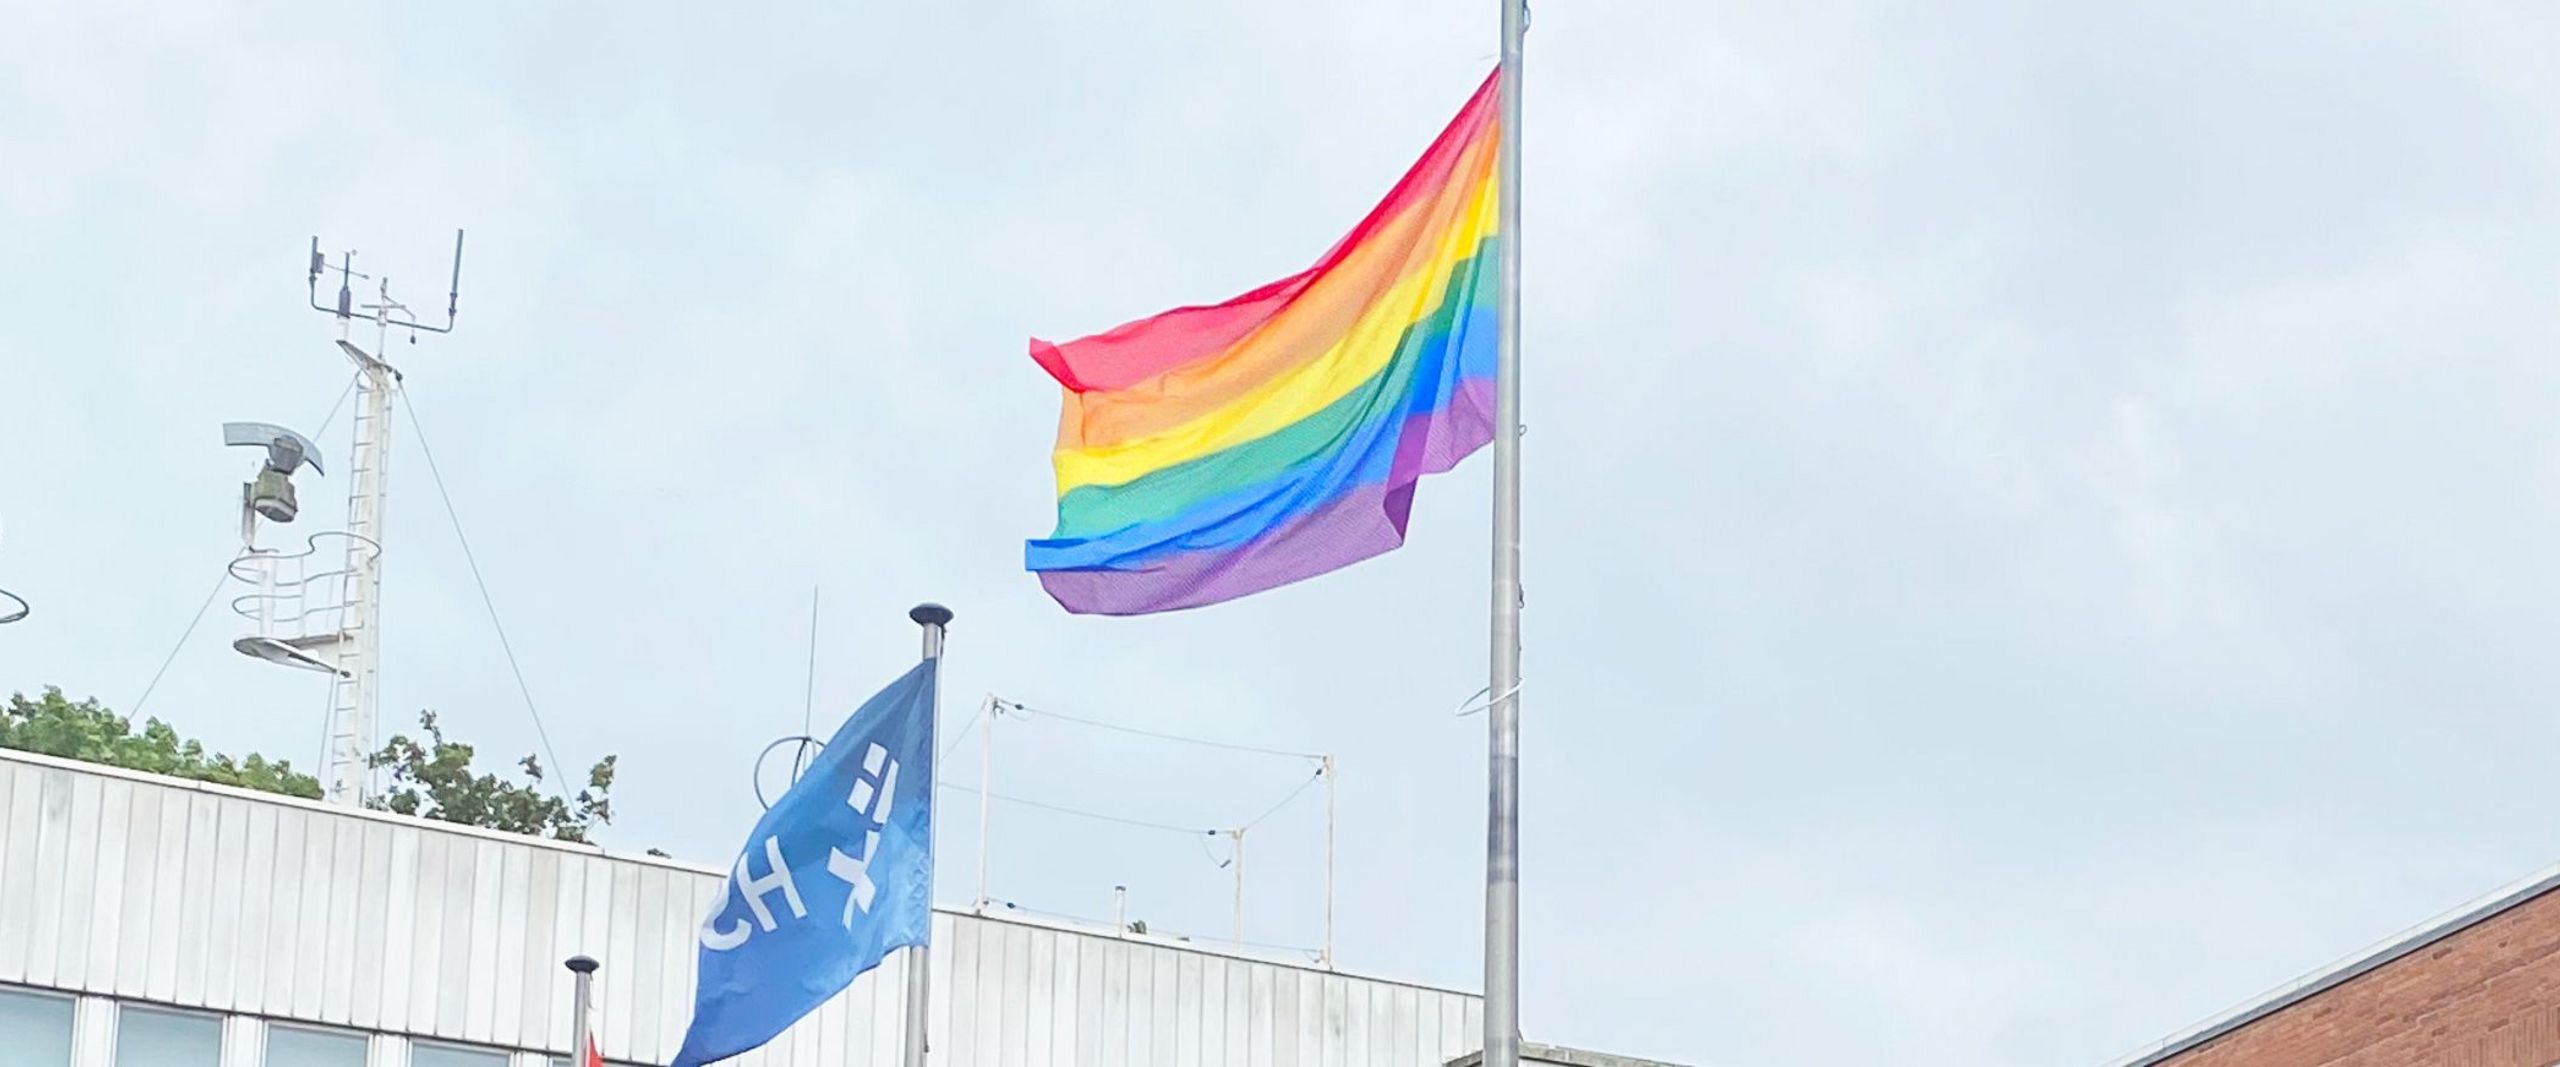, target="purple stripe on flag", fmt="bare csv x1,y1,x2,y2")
1039,379,1496,616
